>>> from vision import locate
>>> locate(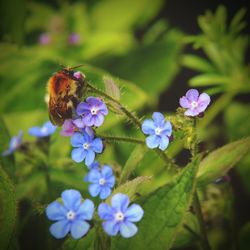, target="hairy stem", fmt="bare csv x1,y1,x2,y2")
97,134,145,145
